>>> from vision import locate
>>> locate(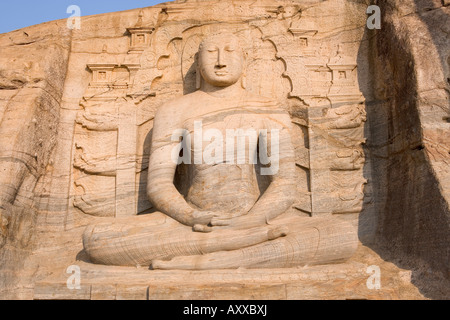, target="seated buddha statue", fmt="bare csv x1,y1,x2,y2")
82,33,358,270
